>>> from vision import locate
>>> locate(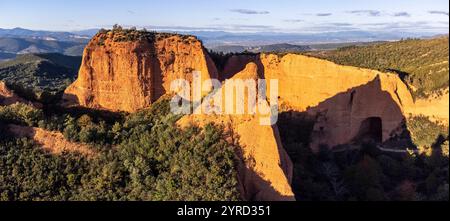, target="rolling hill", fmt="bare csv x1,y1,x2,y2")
210,43,311,53
0,53,81,102
0,37,86,57
0,27,90,42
